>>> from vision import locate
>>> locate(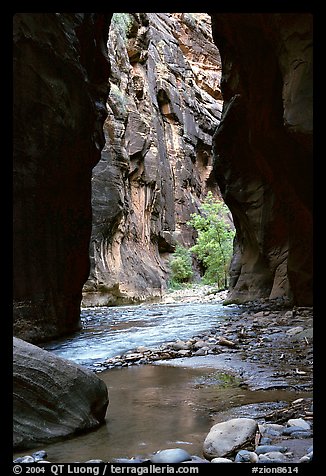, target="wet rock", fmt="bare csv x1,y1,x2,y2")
256,445,288,455
287,418,311,430
112,458,147,463
234,450,259,463
260,437,272,445
18,456,35,463
32,450,47,461
203,418,258,459
183,456,210,463
177,350,191,357
299,450,313,463
151,448,192,463
258,451,287,463
286,327,304,336
85,460,106,463
288,430,313,439
282,426,312,436
259,423,284,437
171,341,189,351
193,349,207,356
